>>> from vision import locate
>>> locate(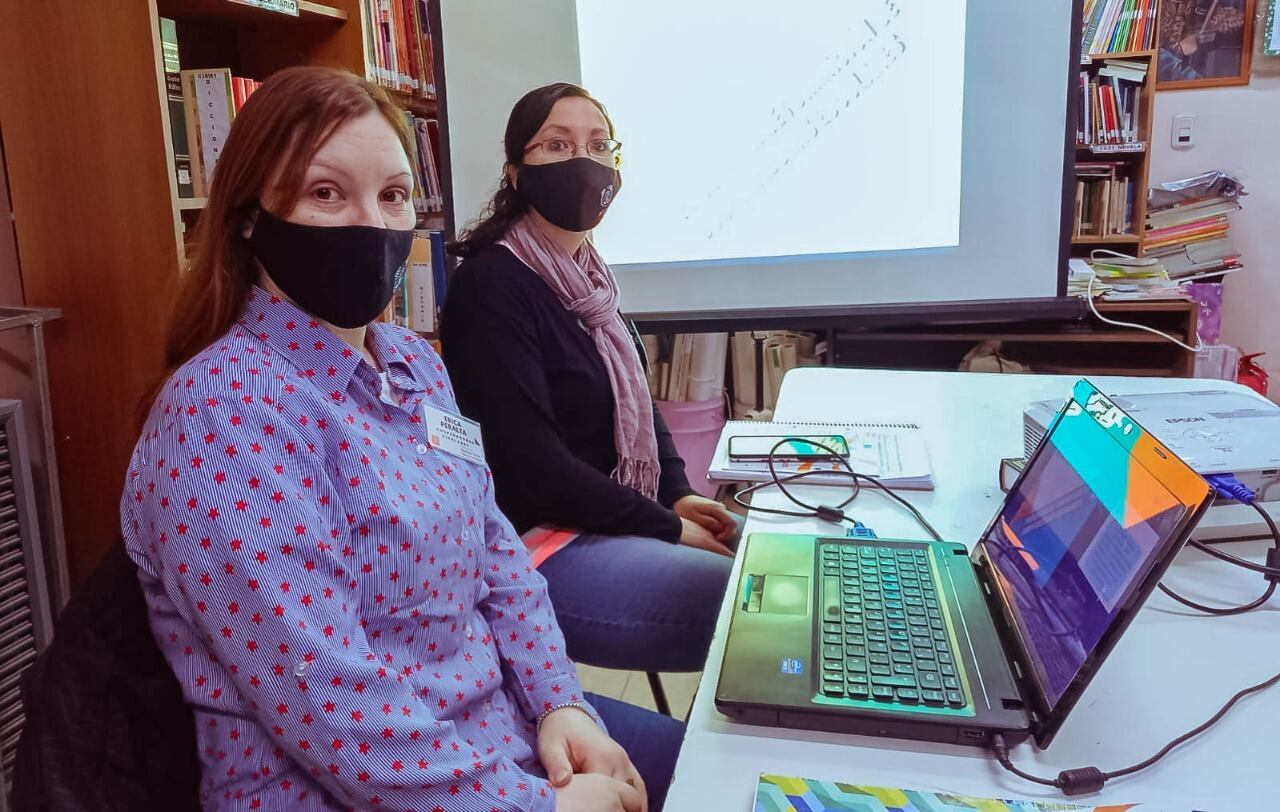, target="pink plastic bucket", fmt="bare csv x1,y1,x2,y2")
655,396,726,498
